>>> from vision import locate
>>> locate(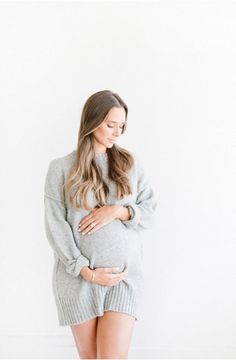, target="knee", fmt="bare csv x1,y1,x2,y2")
79,349,97,359
97,351,128,359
